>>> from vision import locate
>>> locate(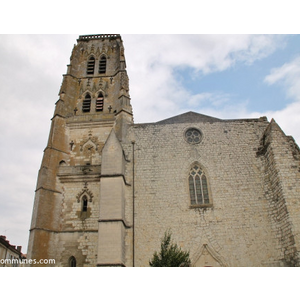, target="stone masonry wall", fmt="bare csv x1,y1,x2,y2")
124,118,282,267
258,120,300,266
